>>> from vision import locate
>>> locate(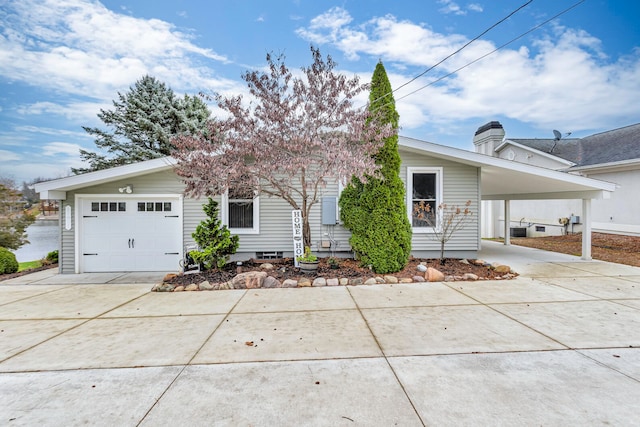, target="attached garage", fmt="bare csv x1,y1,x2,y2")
77,196,182,272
